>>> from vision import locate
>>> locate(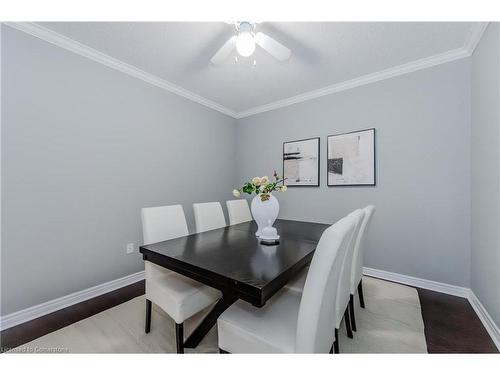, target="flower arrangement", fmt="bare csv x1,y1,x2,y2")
233,170,287,202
